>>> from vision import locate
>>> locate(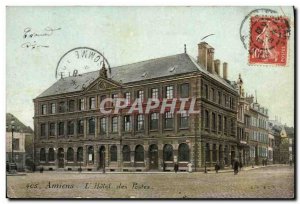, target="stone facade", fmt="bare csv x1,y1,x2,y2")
33,43,239,172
